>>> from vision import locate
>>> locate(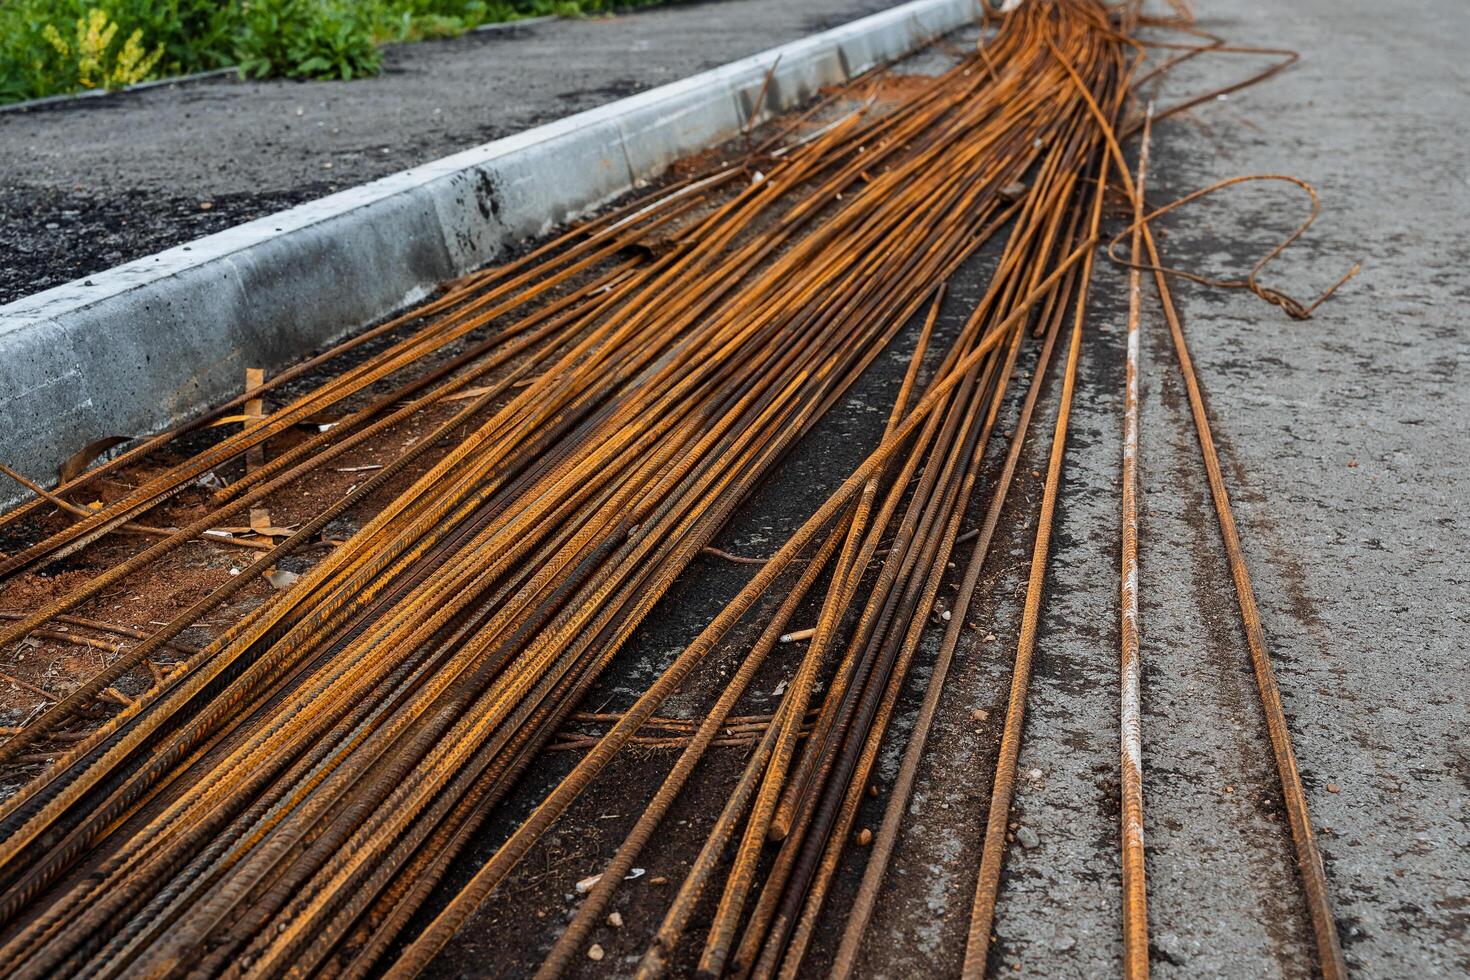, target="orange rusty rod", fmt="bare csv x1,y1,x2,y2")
1140,221,1347,980
1119,103,1152,980
1065,29,1348,974
961,88,1115,980
385,241,1098,980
